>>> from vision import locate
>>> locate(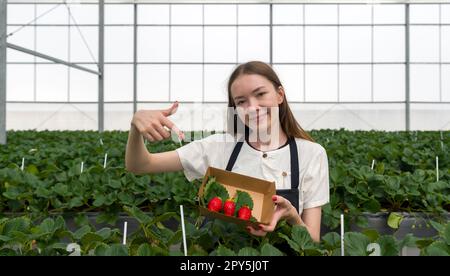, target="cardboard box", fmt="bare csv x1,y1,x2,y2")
198,166,276,228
